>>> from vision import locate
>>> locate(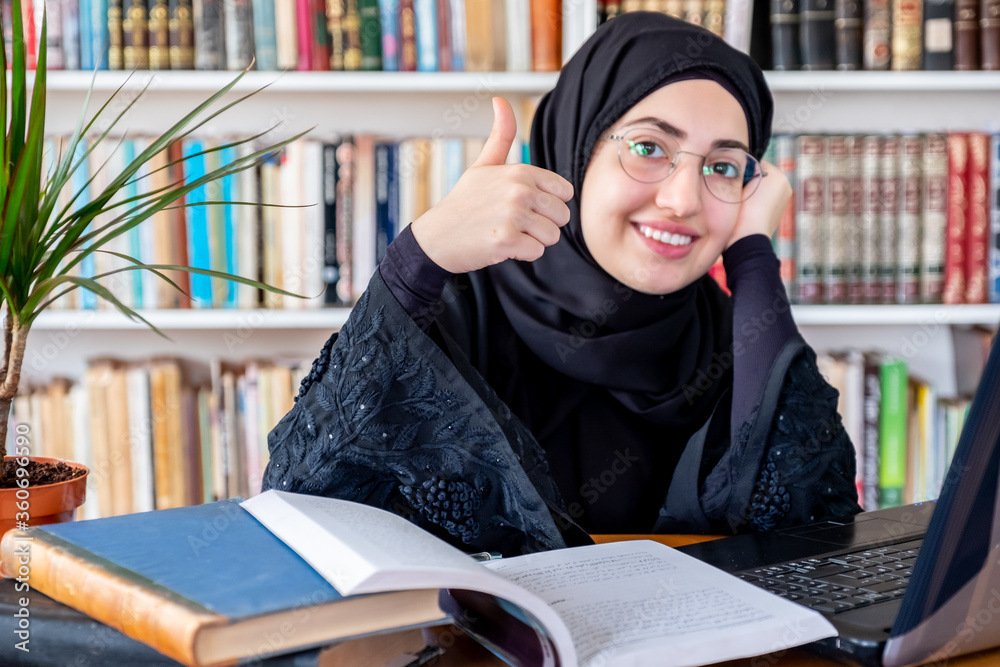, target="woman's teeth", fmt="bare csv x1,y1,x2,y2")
638,225,693,247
